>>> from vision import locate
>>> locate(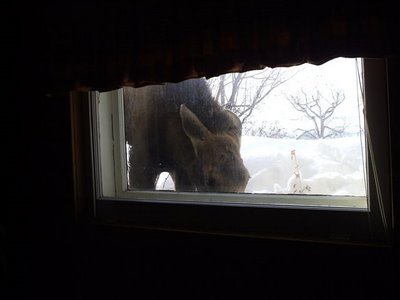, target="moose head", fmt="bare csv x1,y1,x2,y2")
179,104,250,193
